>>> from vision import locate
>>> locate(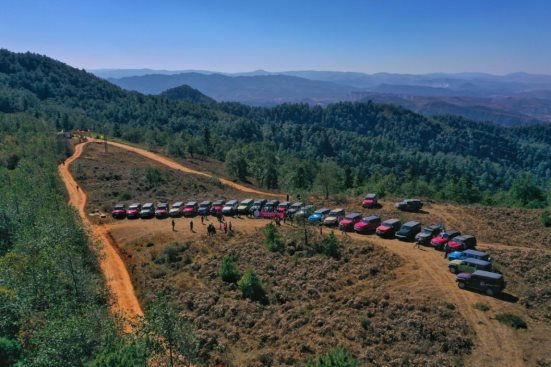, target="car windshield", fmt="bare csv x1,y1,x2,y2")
199,203,209,207
185,204,195,208
365,194,375,199
382,221,394,226
329,211,341,216
422,228,433,234
313,209,326,214
129,204,139,209
400,225,412,231
362,218,374,223
114,205,124,209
